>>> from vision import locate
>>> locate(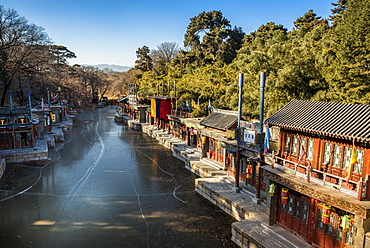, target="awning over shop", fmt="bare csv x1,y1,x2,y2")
200,128,227,140
179,118,204,129
200,112,238,131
